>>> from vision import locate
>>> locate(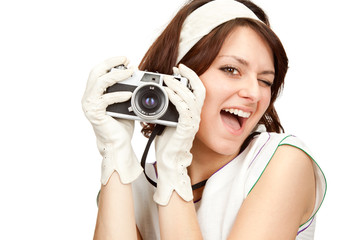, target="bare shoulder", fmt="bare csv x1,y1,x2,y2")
228,145,316,240
268,145,316,191
266,145,316,223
